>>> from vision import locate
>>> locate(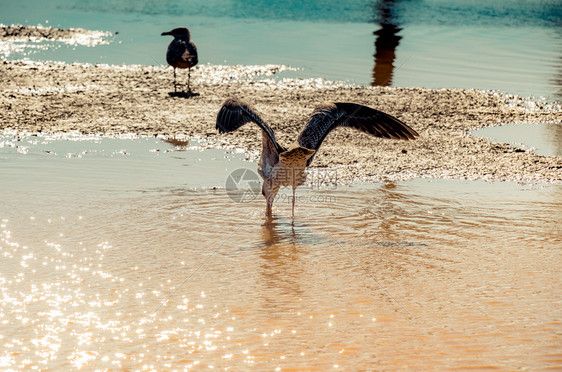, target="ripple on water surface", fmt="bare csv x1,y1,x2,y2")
0,134,560,369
